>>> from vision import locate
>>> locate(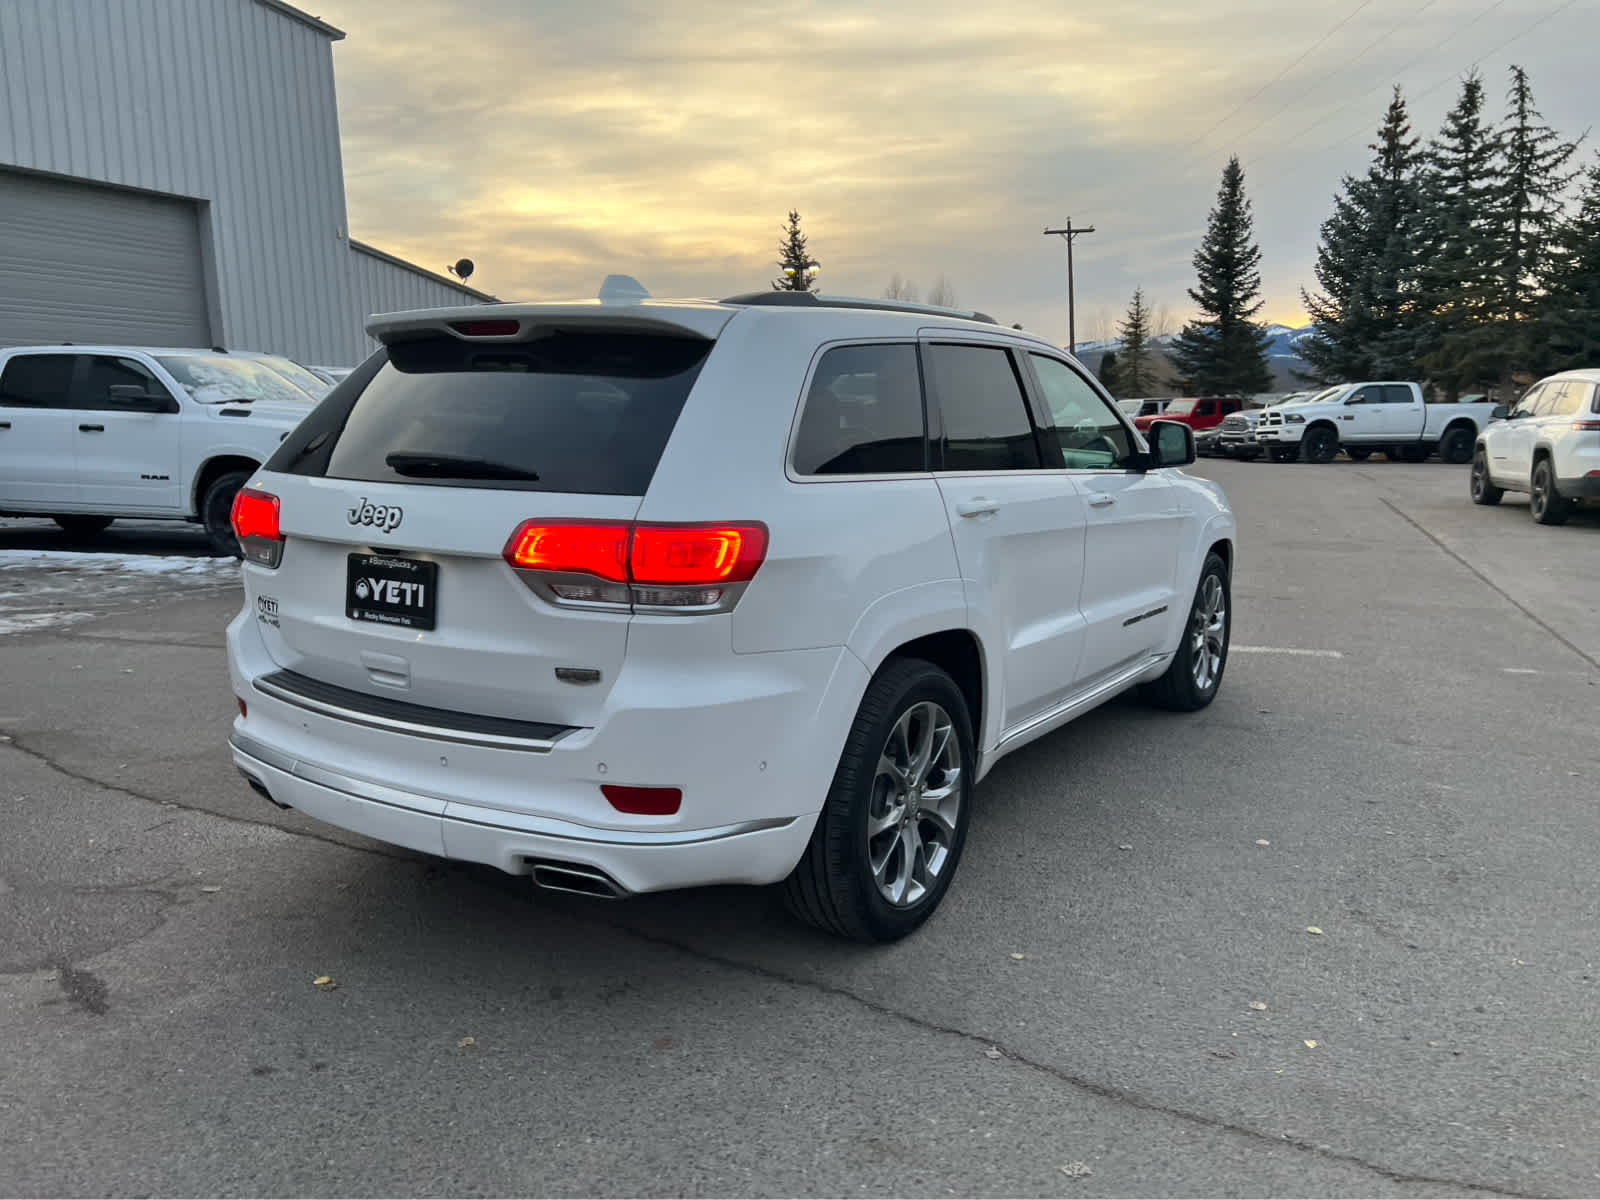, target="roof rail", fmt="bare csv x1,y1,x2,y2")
720,291,998,325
